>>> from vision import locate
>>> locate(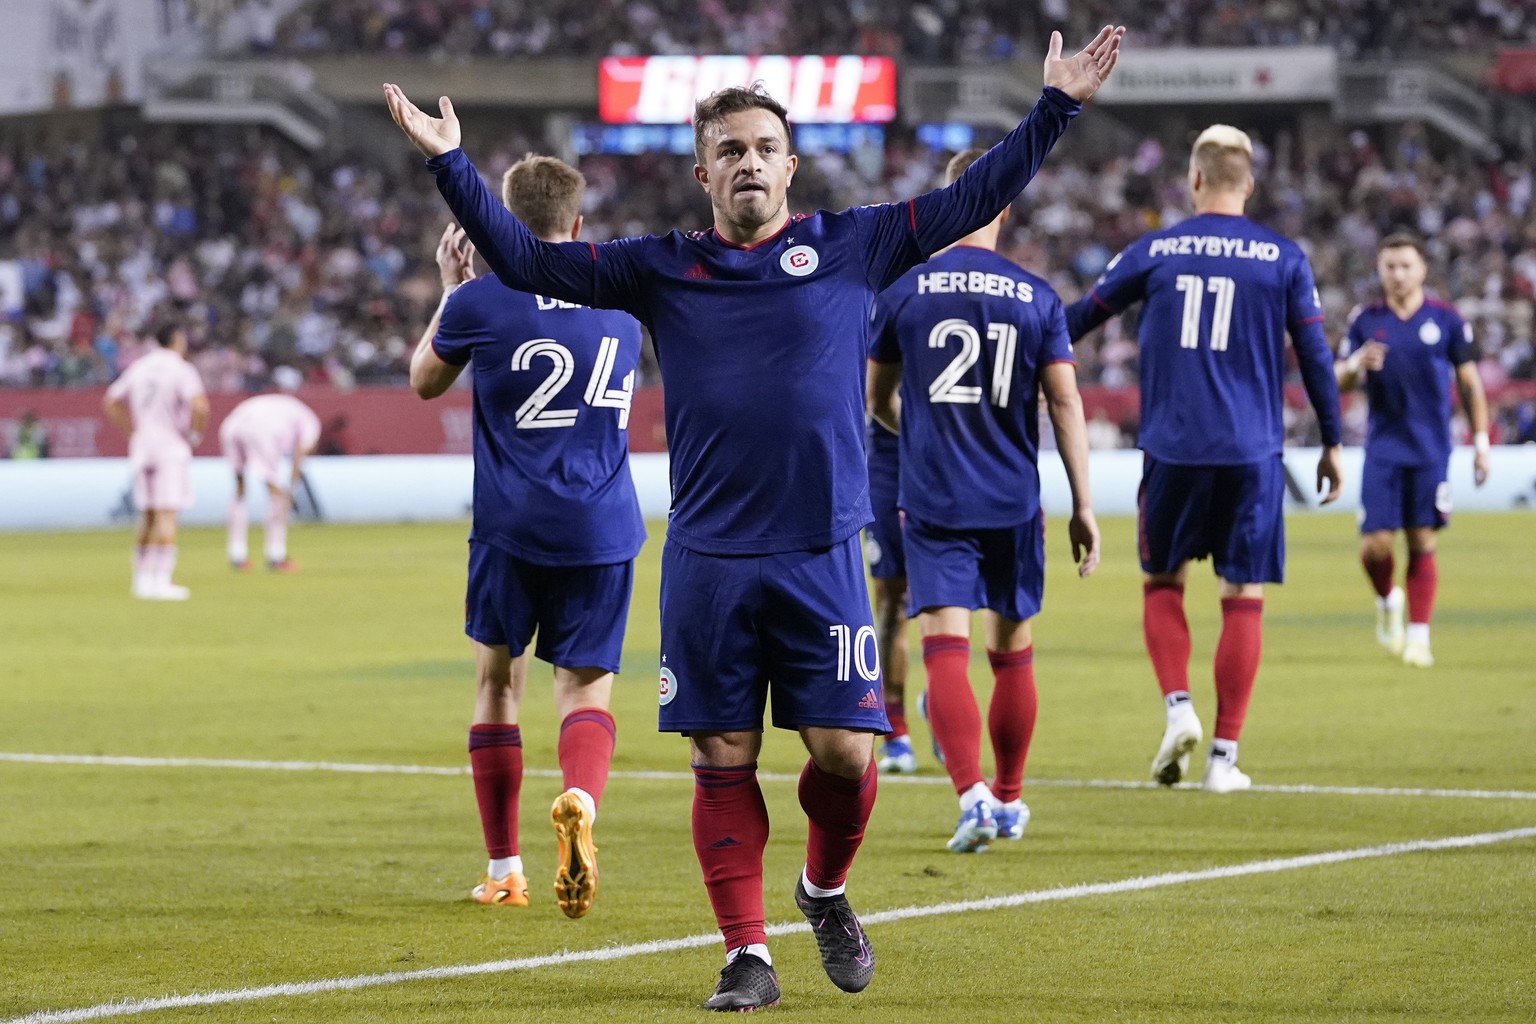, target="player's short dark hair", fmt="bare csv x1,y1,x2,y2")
944,148,988,186
692,83,793,164
1378,231,1427,259
154,323,181,347
501,154,585,240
